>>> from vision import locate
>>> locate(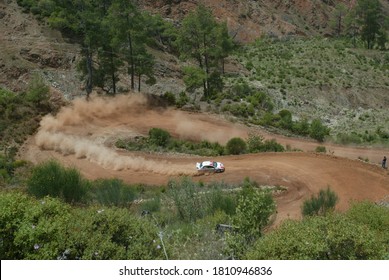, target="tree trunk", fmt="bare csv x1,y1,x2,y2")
126,15,135,90
86,47,93,100
110,49,116,95
138,74,141,92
